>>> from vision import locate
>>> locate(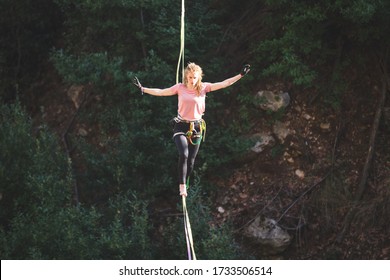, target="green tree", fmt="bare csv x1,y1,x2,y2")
252,0,390,103
0,103,72,227
0,103,154,259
